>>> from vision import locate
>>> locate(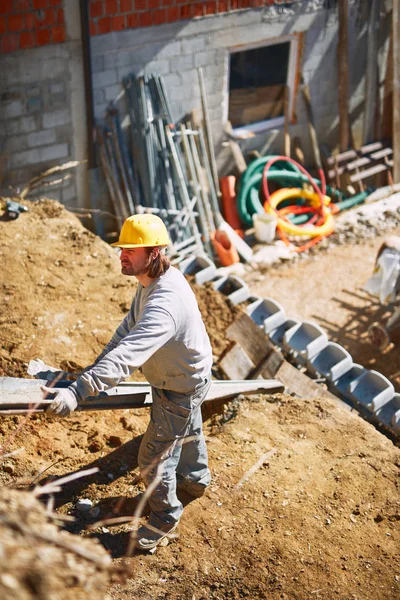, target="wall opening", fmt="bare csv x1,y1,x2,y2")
227,35,300,137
